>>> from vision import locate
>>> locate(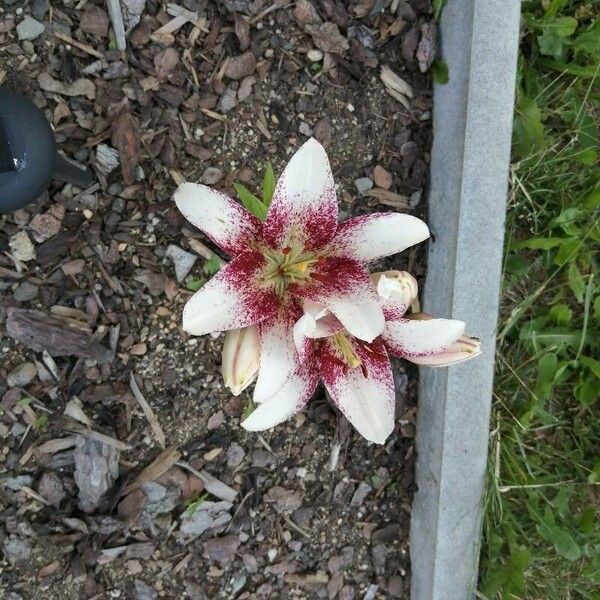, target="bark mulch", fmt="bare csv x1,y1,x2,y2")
0,0,435,598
